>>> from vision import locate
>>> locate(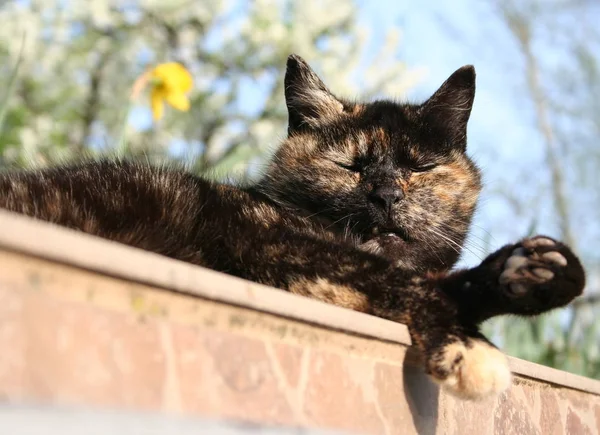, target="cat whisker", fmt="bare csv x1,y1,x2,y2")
324,212,359,230
428,227,483,261
420,234,447,267
435,222,488,255
428,228,462,256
